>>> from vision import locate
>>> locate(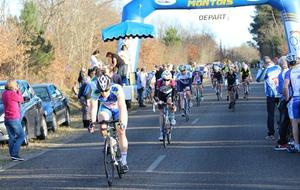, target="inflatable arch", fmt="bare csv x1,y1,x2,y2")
117,0,300,71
